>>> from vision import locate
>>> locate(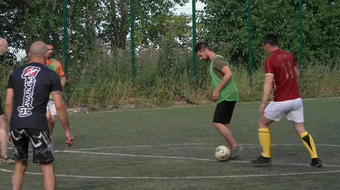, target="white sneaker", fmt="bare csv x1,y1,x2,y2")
230,145,244,160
